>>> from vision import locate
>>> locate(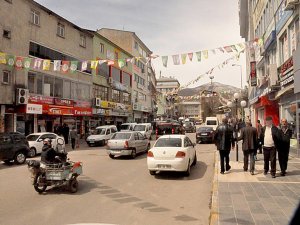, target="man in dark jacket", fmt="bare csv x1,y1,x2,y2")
214,118,235,174
237,120,258,175
278,118,293,176
41,138,65,164
260,116,280,178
